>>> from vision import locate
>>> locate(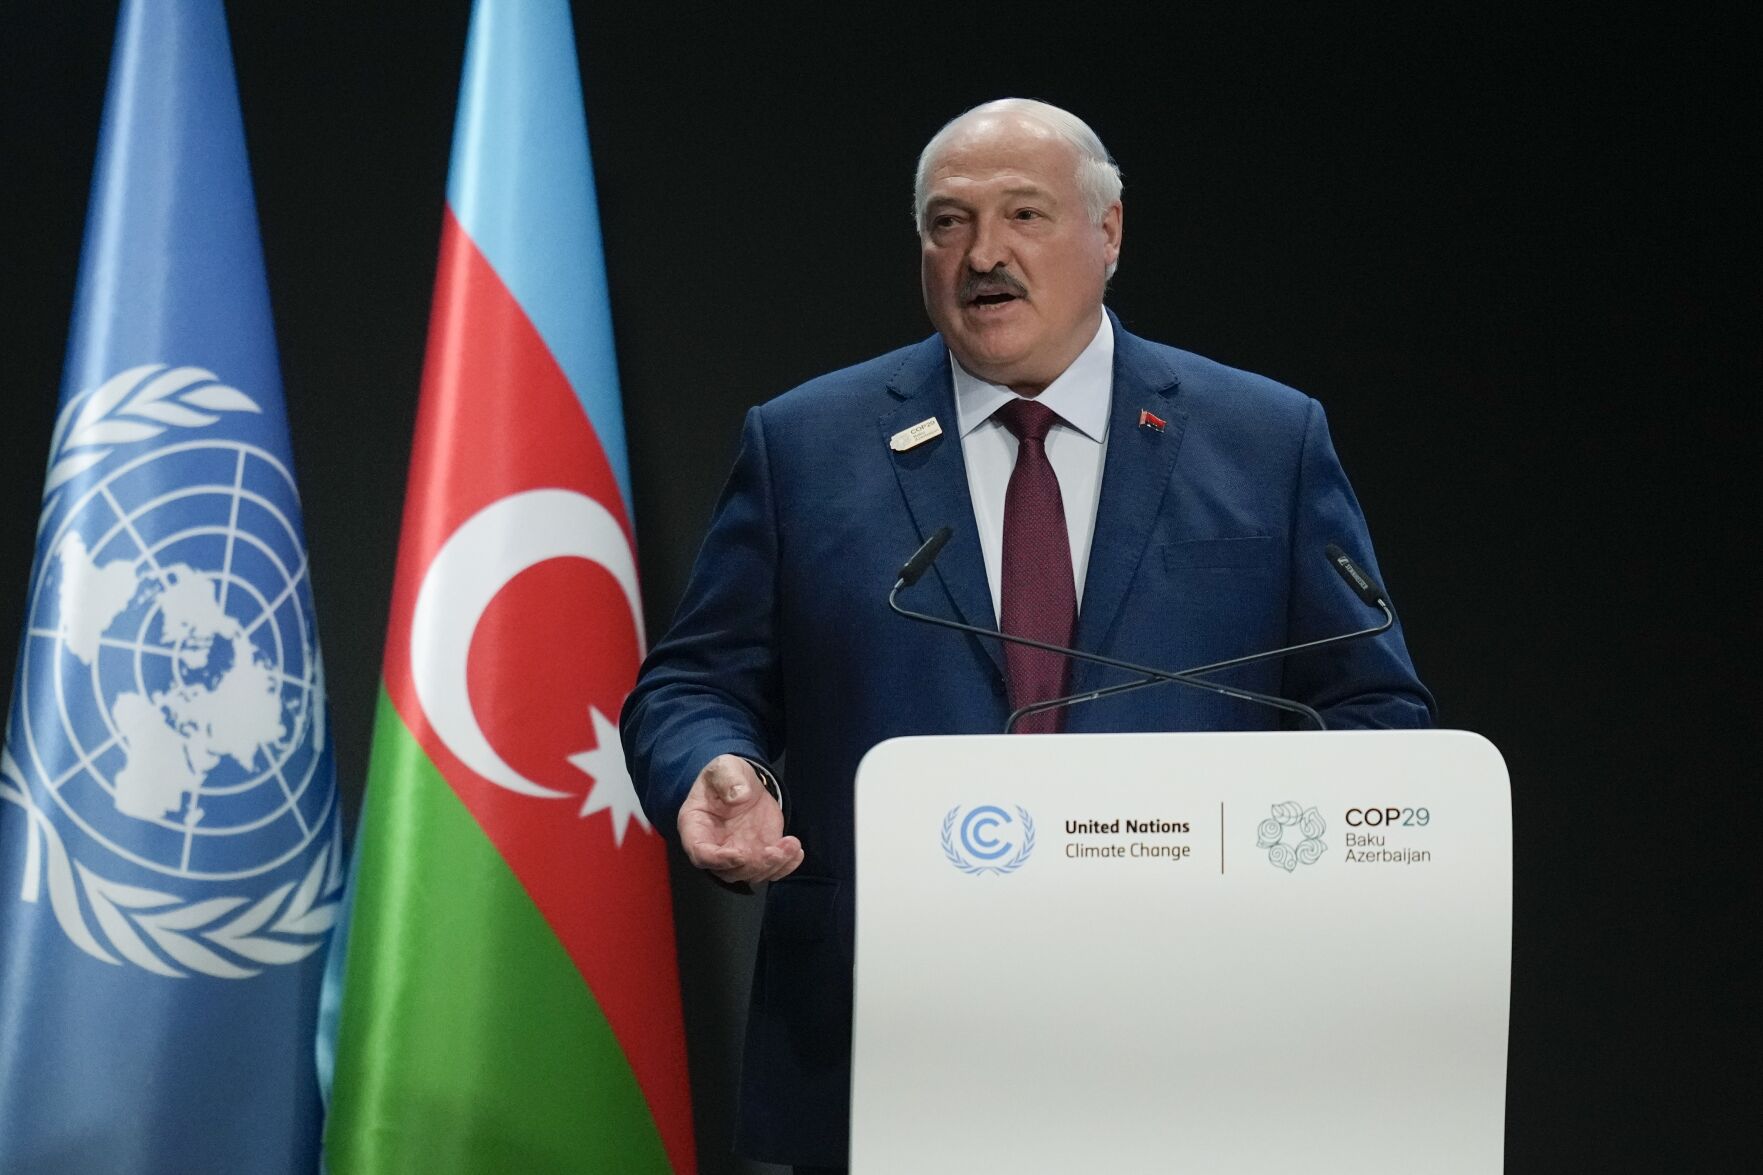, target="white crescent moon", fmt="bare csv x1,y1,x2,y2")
409,488,645,799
